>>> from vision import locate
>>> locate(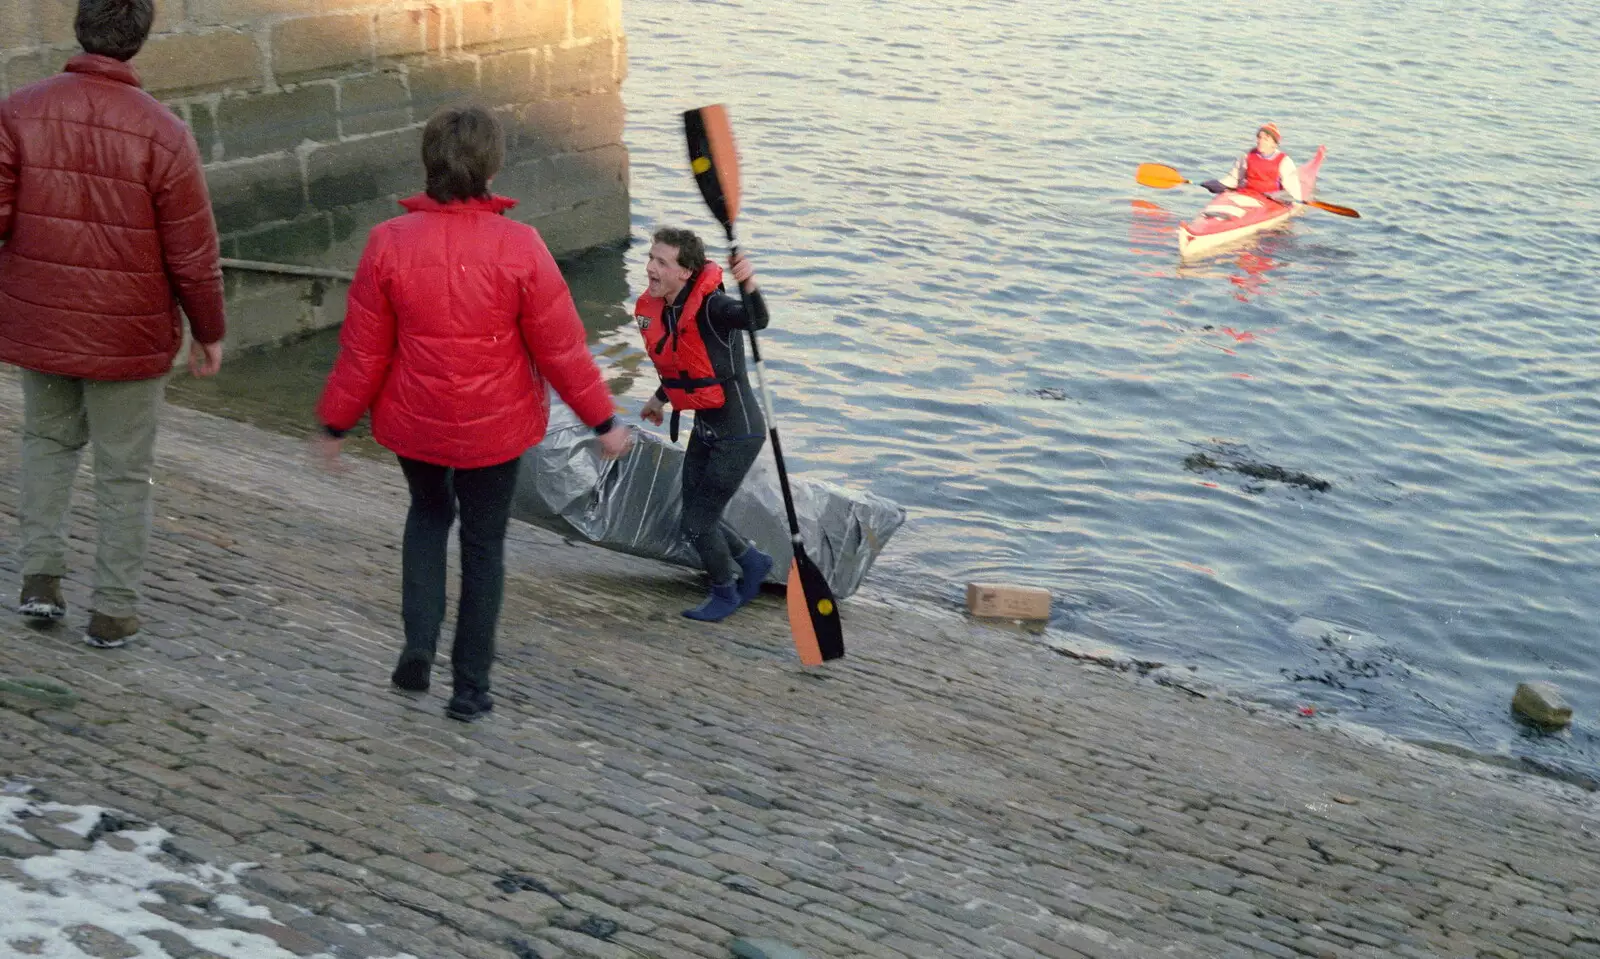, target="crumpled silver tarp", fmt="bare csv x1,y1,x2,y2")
512,399,905,599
